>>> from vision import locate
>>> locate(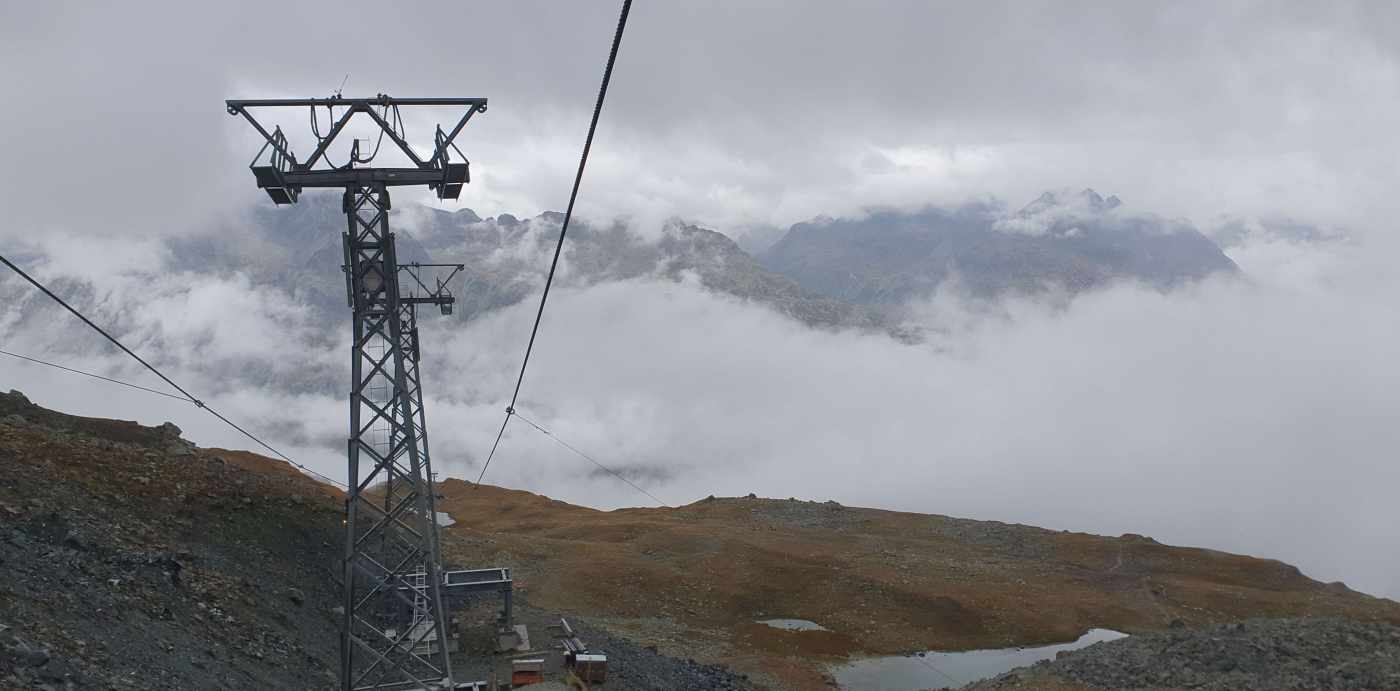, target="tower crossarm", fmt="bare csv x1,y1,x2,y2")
224,95,488,202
